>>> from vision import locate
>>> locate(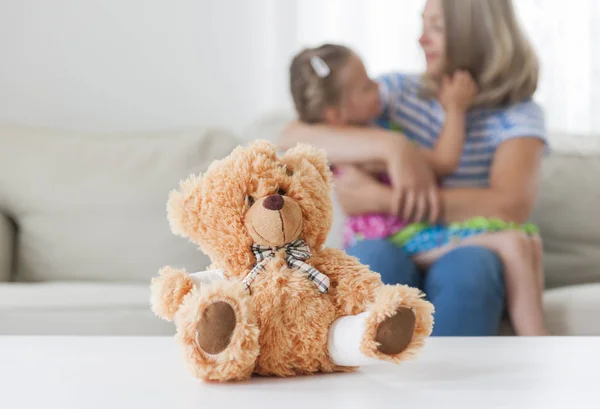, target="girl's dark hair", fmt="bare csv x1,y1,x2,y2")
289,44,353,123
